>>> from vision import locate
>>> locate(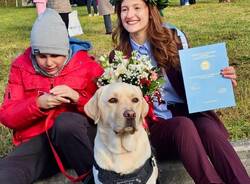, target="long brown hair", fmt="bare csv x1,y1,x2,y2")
112,0,181,71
